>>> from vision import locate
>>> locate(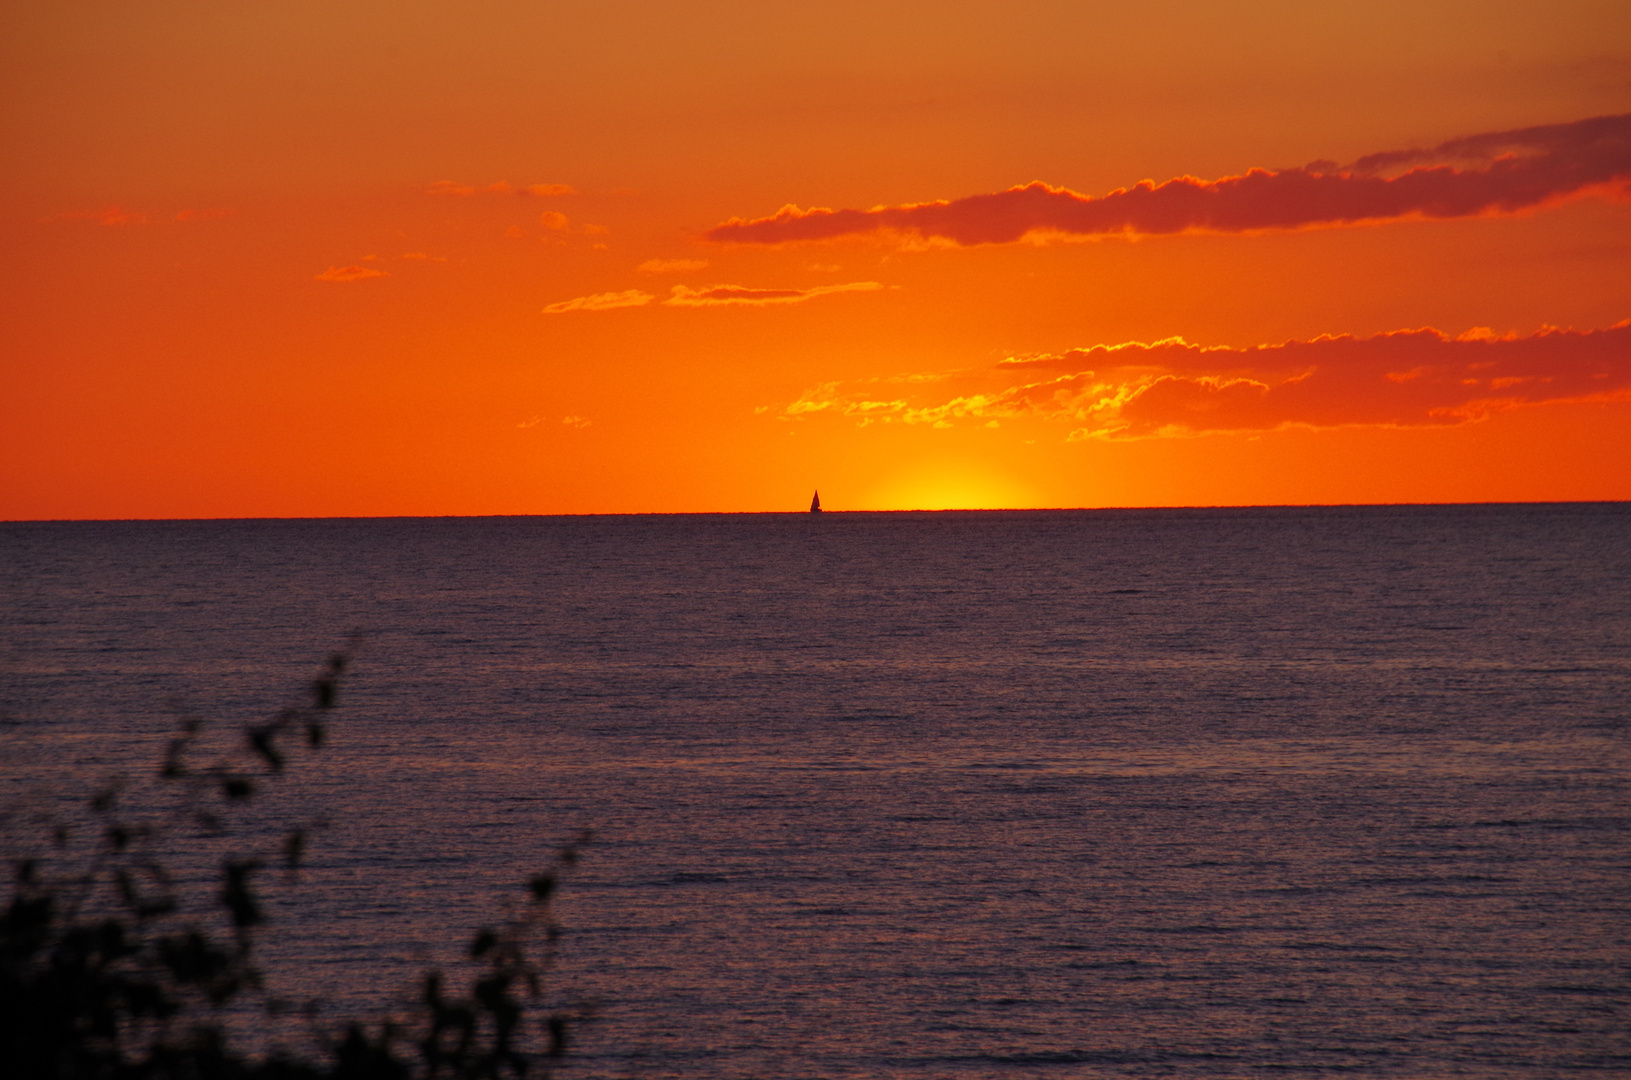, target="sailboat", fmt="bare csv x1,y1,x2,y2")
809,490,822,513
